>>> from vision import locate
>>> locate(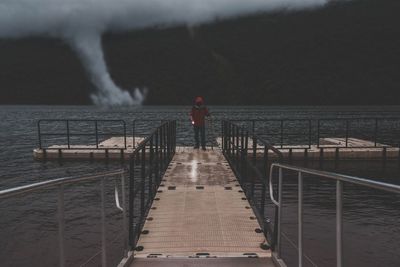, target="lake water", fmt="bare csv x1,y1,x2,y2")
0,105,399,267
